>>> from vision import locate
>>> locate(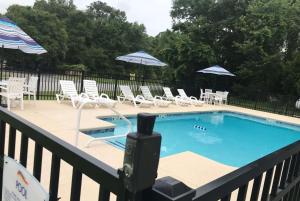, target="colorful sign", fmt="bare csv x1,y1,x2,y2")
2,156,49,201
